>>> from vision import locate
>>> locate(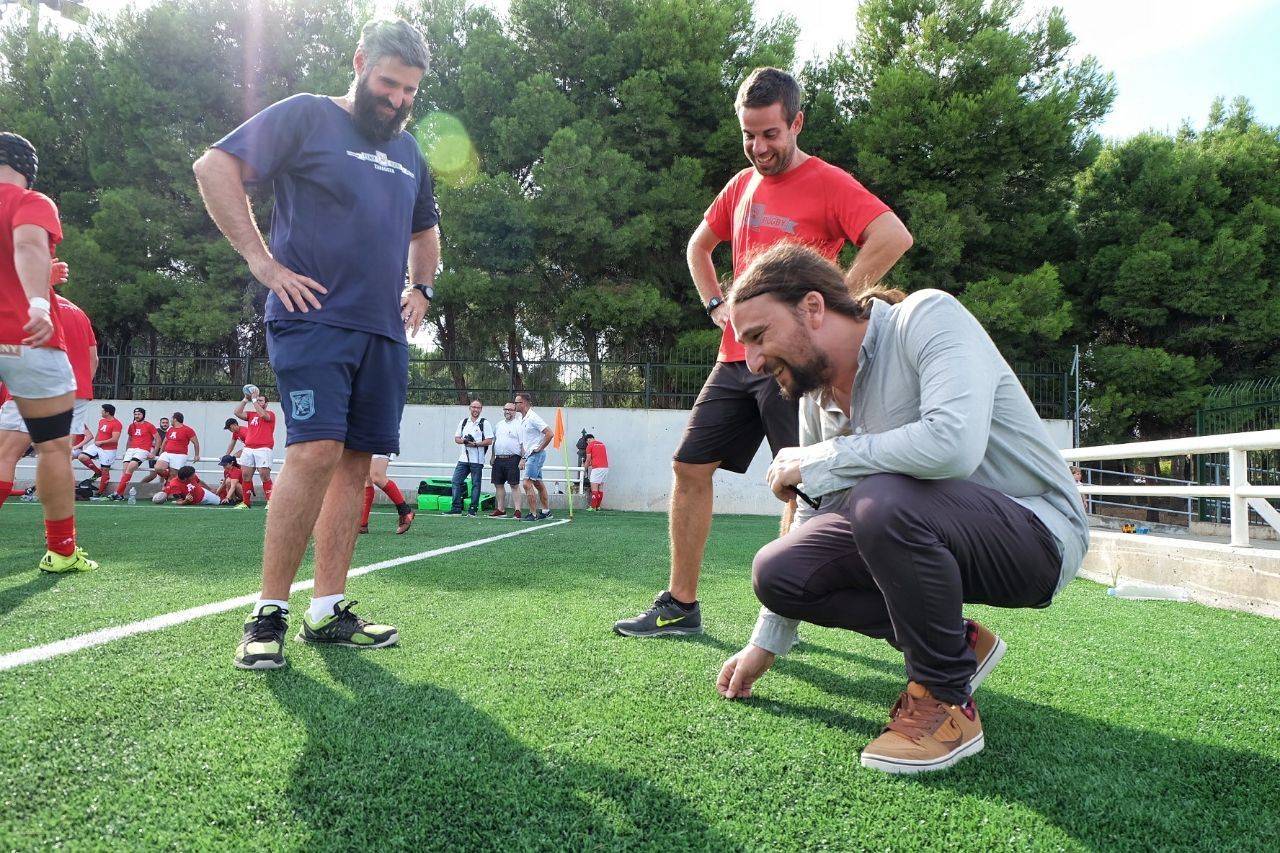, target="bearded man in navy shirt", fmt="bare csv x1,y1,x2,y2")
195,19,440,670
